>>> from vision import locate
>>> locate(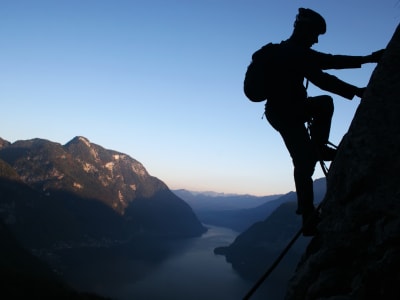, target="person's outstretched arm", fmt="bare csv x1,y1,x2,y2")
312,48,385,70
